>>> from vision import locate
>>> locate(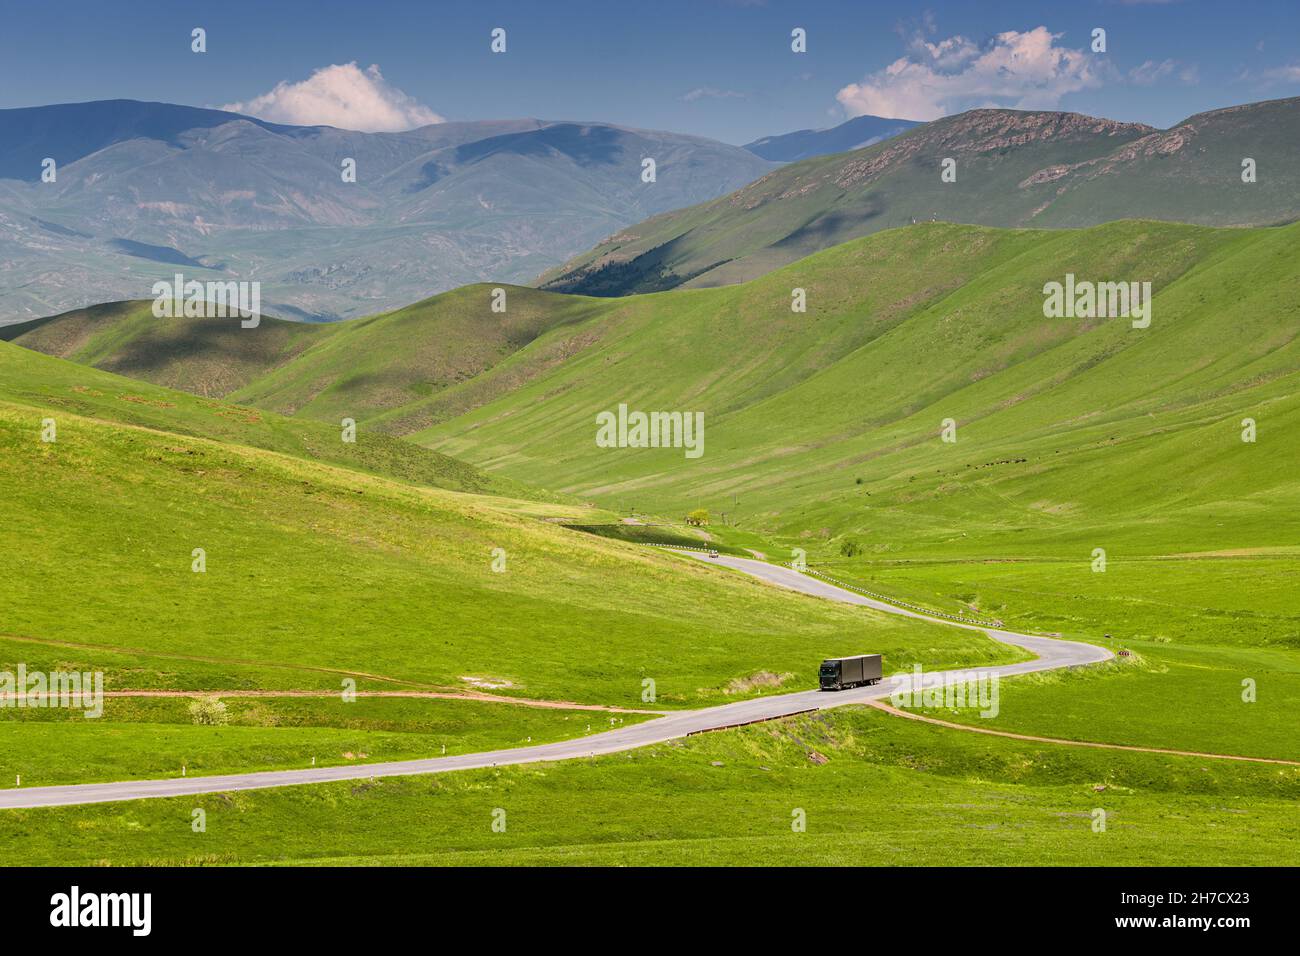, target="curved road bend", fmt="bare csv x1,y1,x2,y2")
0,553,1110,809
